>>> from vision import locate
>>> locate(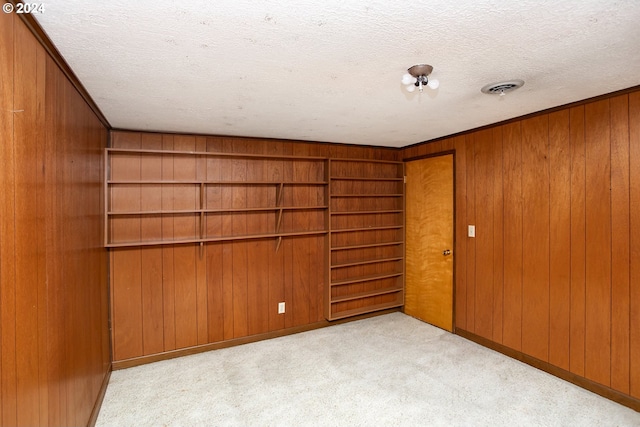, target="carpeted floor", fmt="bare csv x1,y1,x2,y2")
97,312,640,426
